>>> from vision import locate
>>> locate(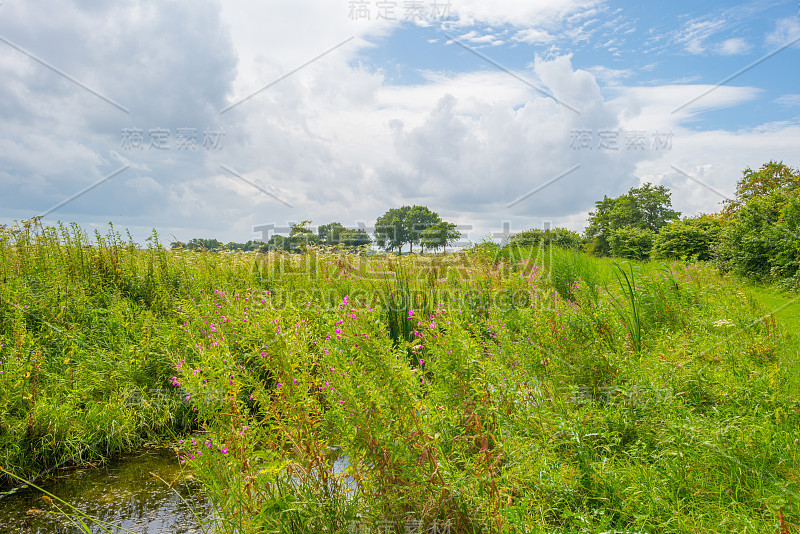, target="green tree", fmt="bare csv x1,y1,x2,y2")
714,162,800,283
420,221,460,253
407,206,441,252
651,215,721,261
722,161,800,216
340,229,372,250
286,220,319,253
510,228,583,249
374,206,442,254
609,227,655,260
185,238,223,251
318,222,347,246
585,183,680,256
266,234,287,251
716,188,800,281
